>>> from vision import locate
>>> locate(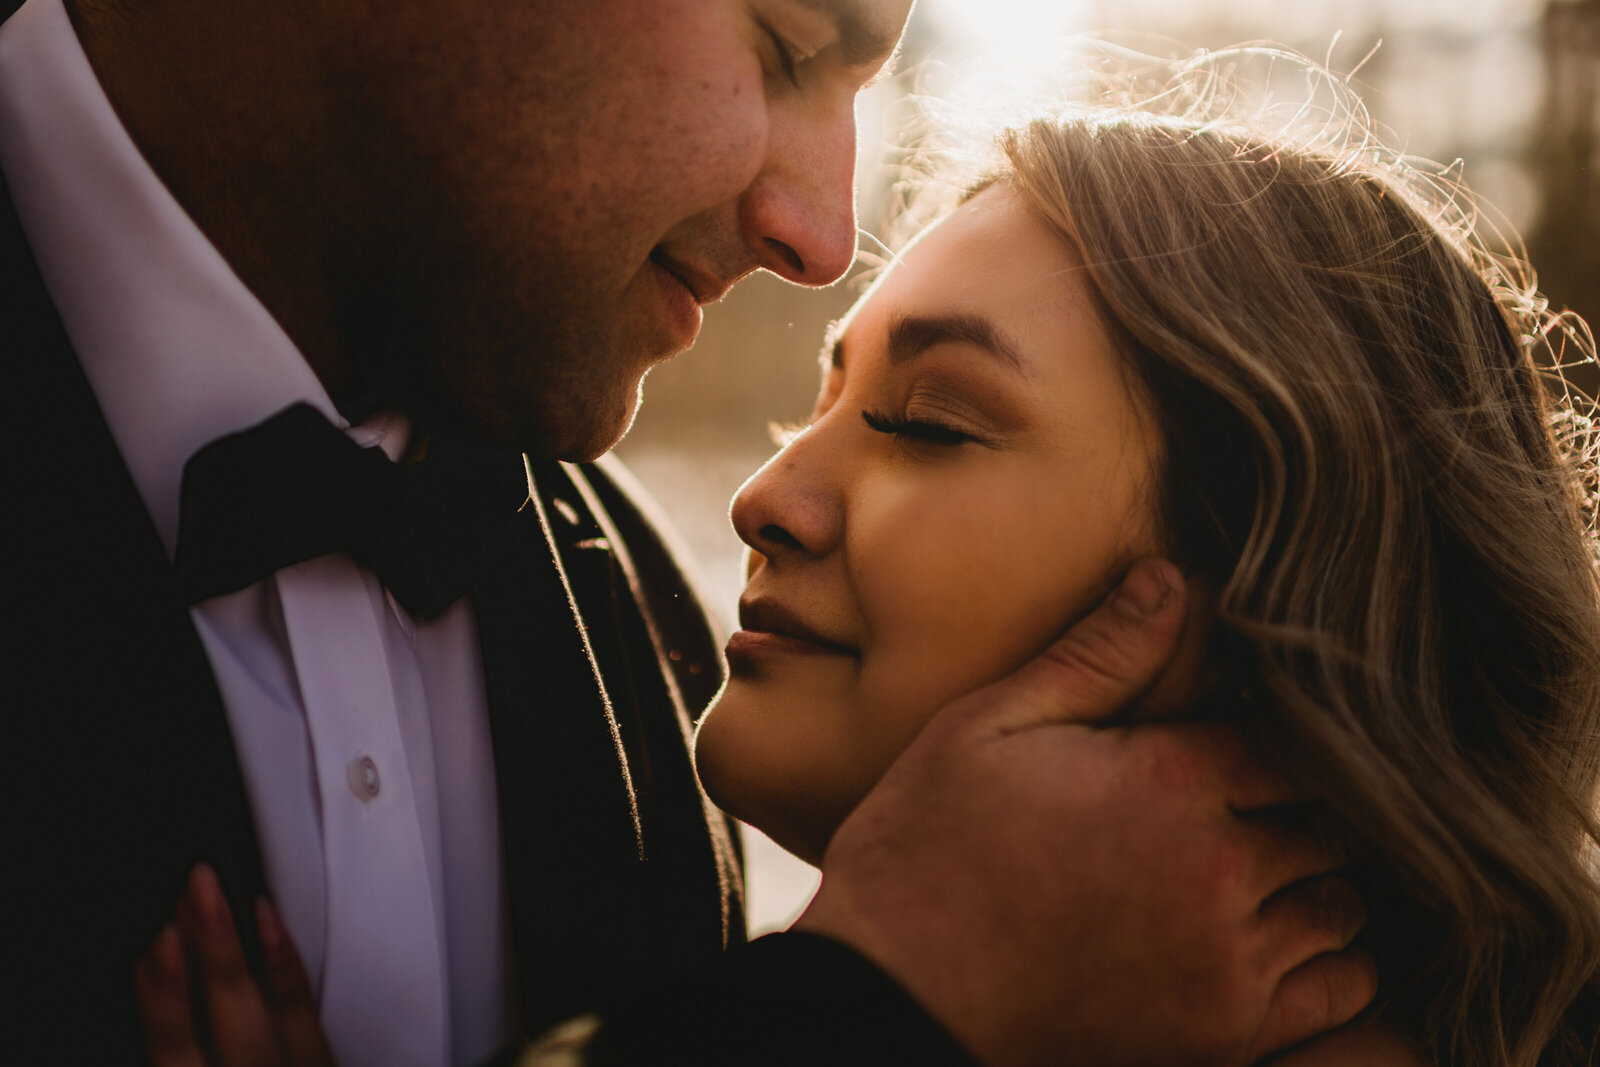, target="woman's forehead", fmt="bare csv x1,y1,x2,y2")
836,188,1092,355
